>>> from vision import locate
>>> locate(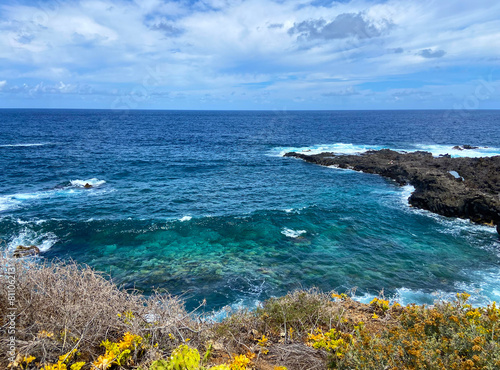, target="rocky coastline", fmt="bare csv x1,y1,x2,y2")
285,149,500,235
